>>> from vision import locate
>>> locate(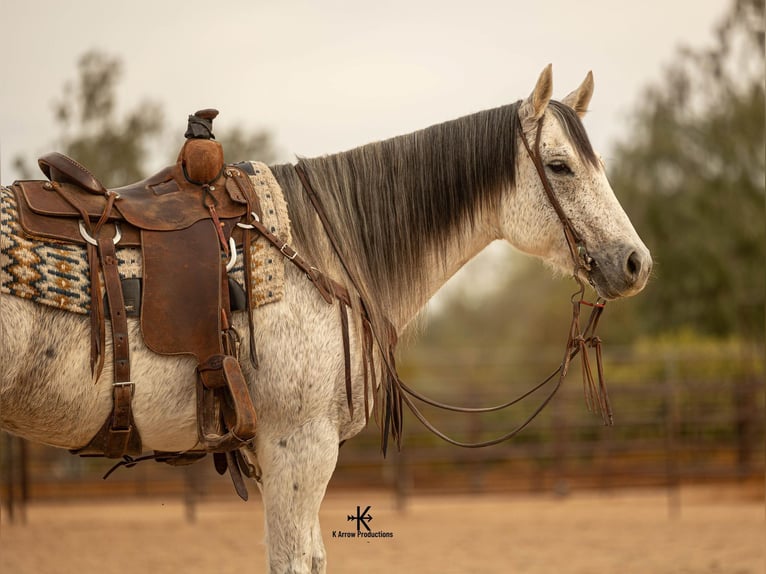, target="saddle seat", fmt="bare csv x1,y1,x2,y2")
19,152,249,245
